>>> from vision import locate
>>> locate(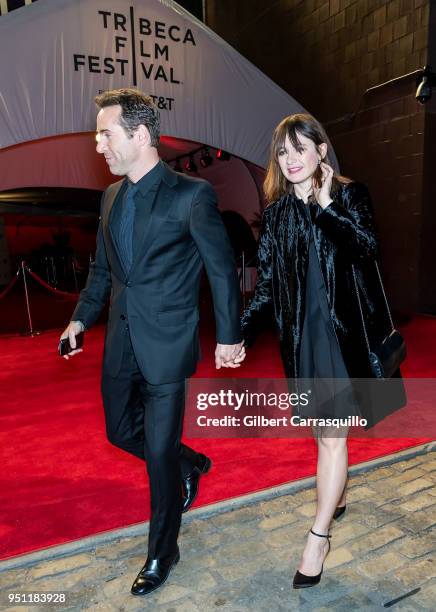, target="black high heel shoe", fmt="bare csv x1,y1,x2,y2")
292,529,331,589
333,505,346,520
